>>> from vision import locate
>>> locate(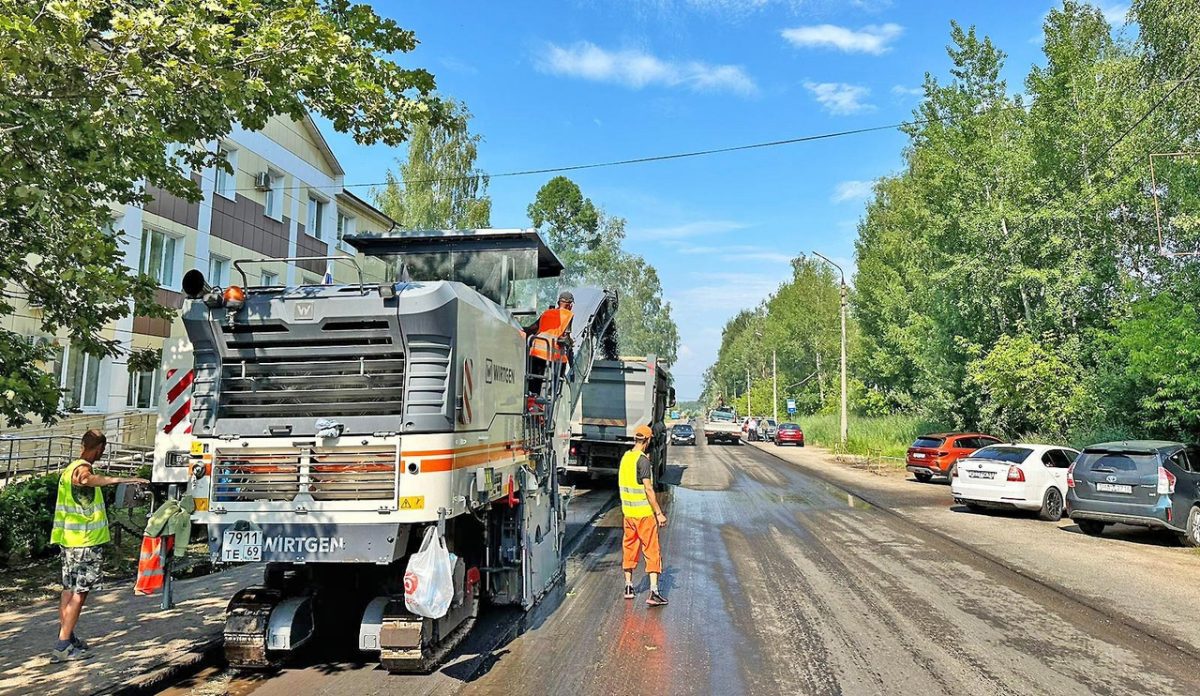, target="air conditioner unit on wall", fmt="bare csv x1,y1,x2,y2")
254,172,273,191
